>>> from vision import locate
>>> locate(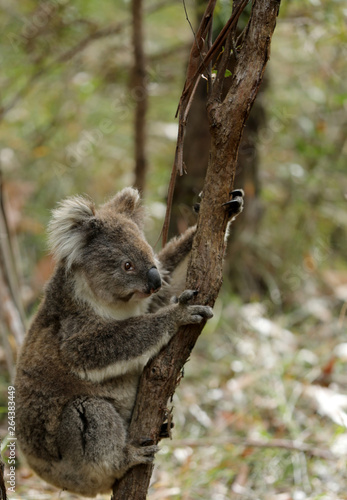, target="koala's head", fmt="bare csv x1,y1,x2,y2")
48,187,161,306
